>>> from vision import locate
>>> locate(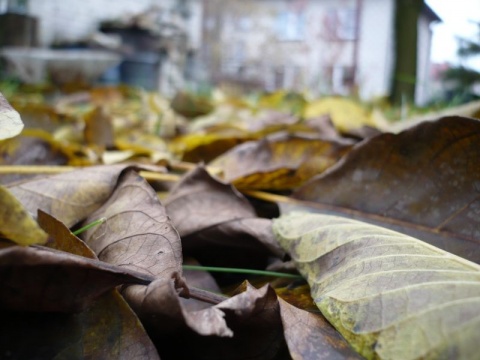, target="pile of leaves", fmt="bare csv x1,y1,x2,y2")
1,85,480,359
